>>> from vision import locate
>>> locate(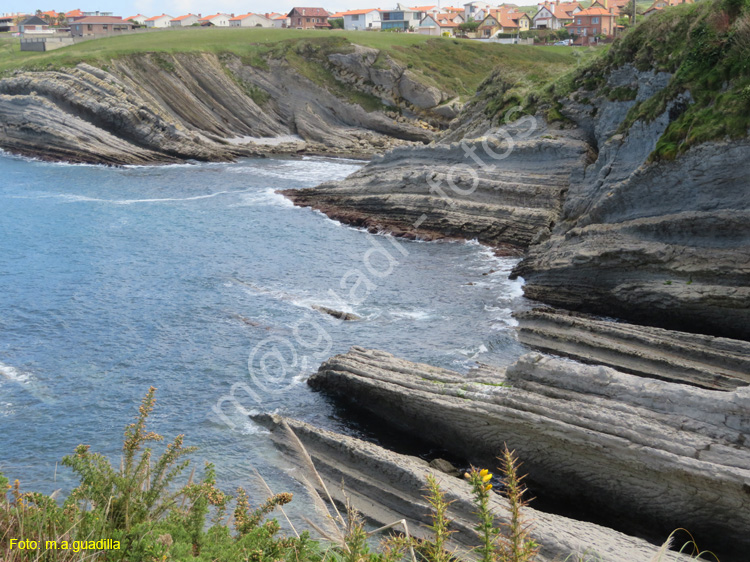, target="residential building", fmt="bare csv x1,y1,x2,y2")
199,13,231,26
418,13,458,35
565,2,617,44
124,14,147,25
18,16,50,34
145,14,173,28
70,16,135,36
435,11,464,24
0,15,18,33
266,12,290,27
478,7,531,37
287,7,331,28
170,14,200,26
380,4,425,31
532,1,581,29
338,8,381,30
463,1,490,21
65,9,84,20
643,0,693,16
229,13,274,27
